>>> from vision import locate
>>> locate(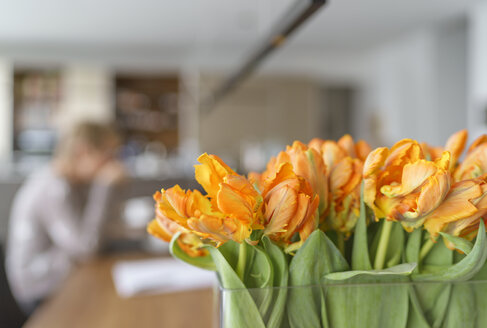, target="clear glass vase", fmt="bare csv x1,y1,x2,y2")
218,279,487,328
